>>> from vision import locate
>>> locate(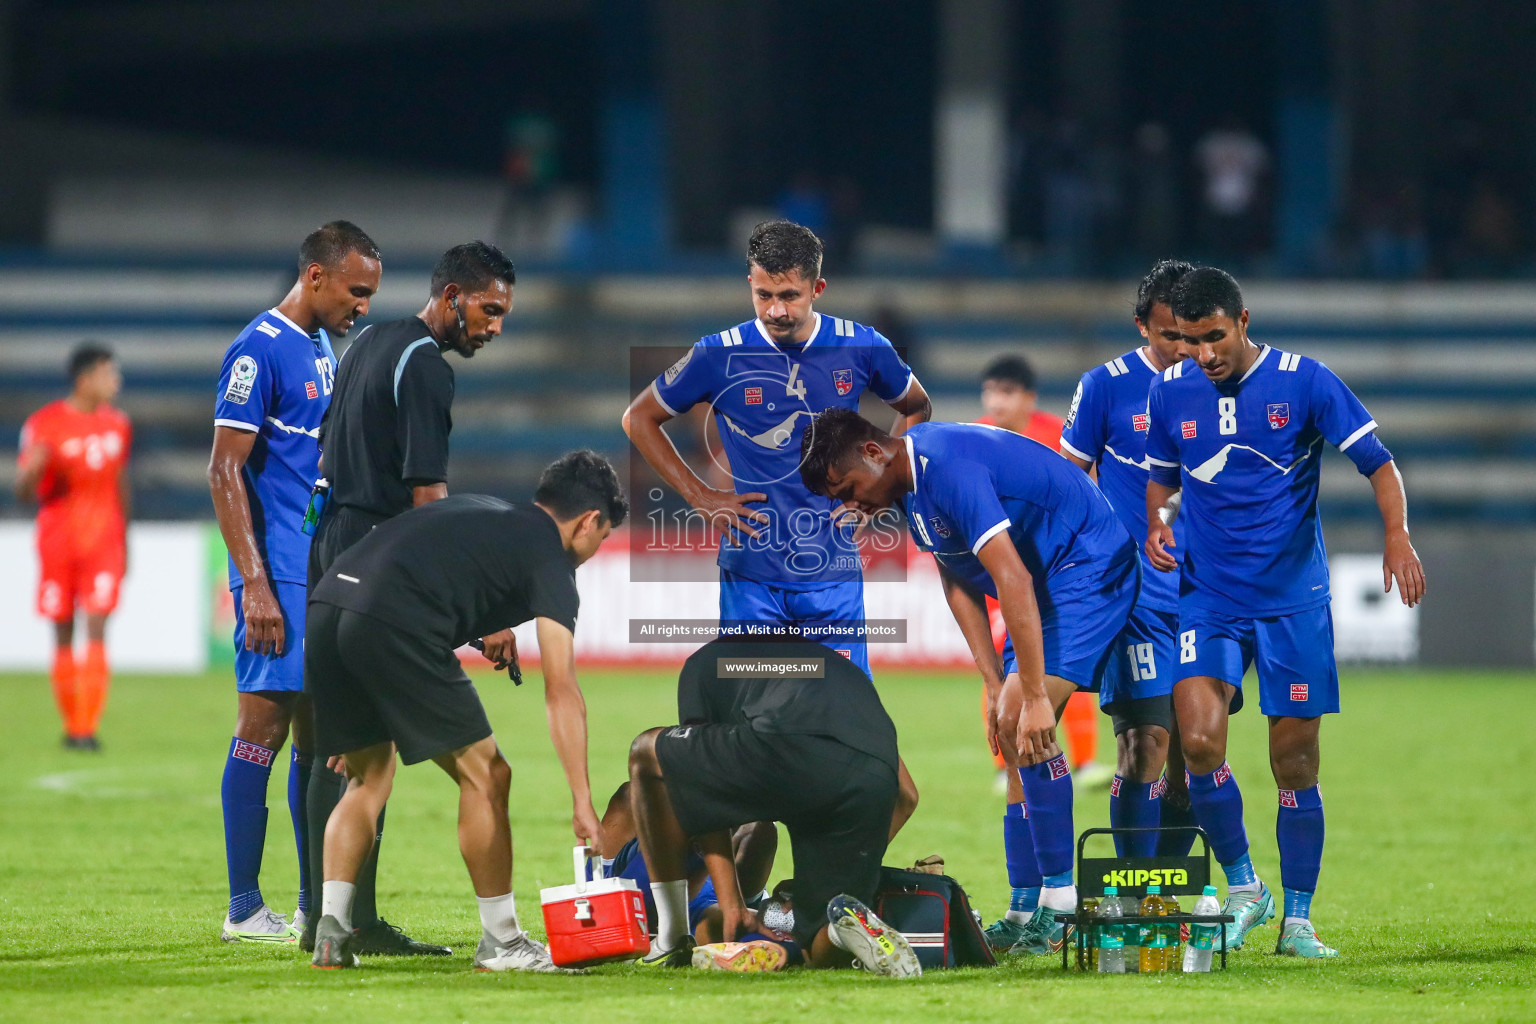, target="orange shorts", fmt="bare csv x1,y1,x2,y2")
37,544,124,621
